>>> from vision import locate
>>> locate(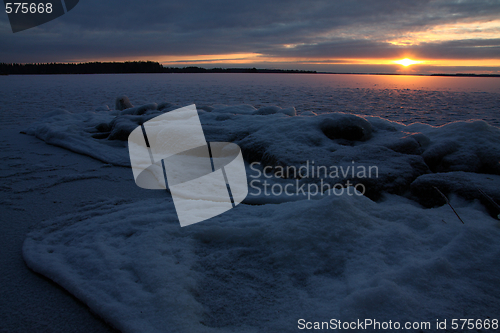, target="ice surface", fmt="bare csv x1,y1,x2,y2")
0,72,497,332
2,74,499,129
